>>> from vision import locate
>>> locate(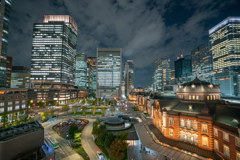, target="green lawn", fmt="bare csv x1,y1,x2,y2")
71,112,102,115
74,146,90,160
